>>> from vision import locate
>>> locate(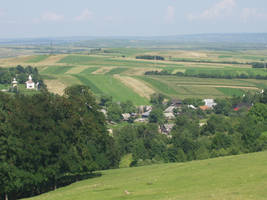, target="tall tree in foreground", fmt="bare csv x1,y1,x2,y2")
0,85,119,200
